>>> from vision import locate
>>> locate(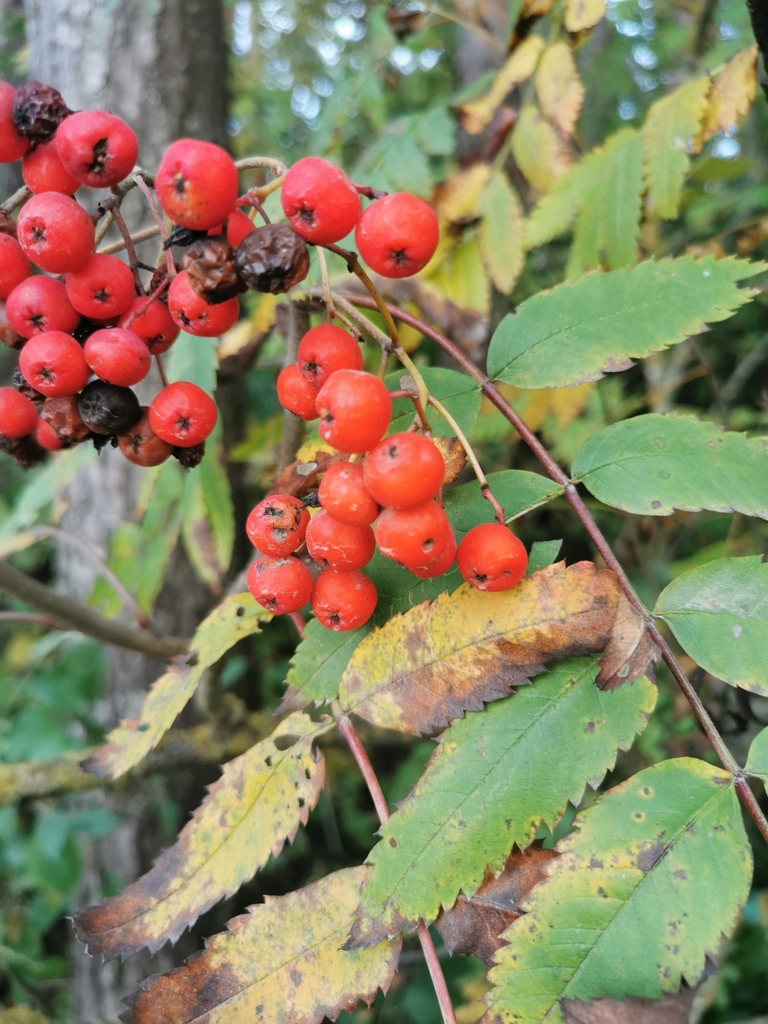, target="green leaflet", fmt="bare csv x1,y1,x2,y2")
486,256,764,389
745,727,768,791
643,77,710,219
387,368,481,438
181,421,235,591
484,758,751,1024
347,658,656,947
443,470,564,540
572,415,768,519
478,170,525,294
655,557,768,697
